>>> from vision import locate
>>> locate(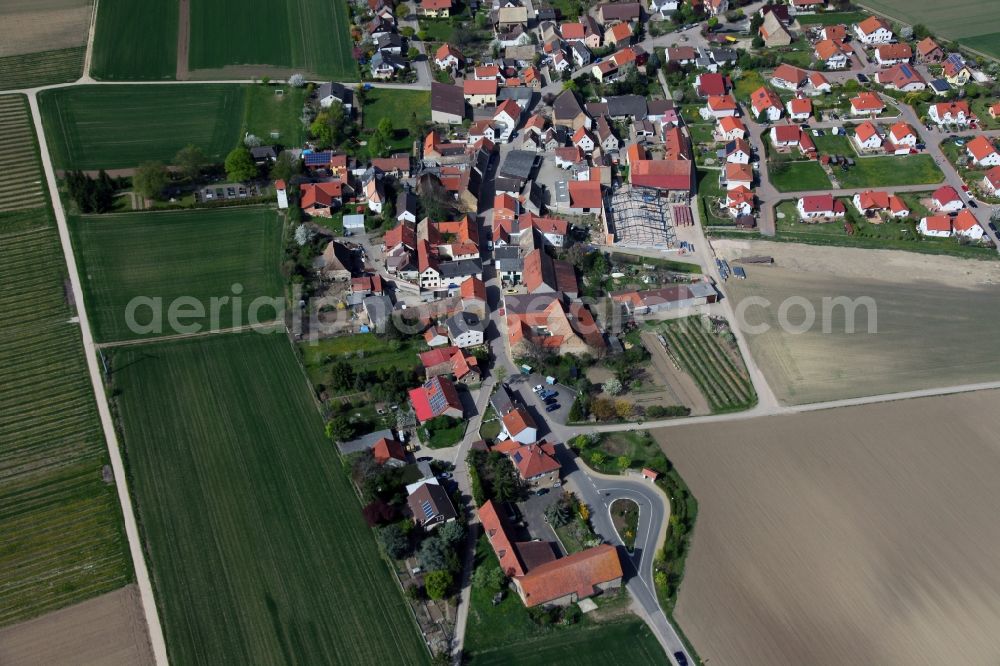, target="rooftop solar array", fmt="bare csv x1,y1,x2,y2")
421,500,435,520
